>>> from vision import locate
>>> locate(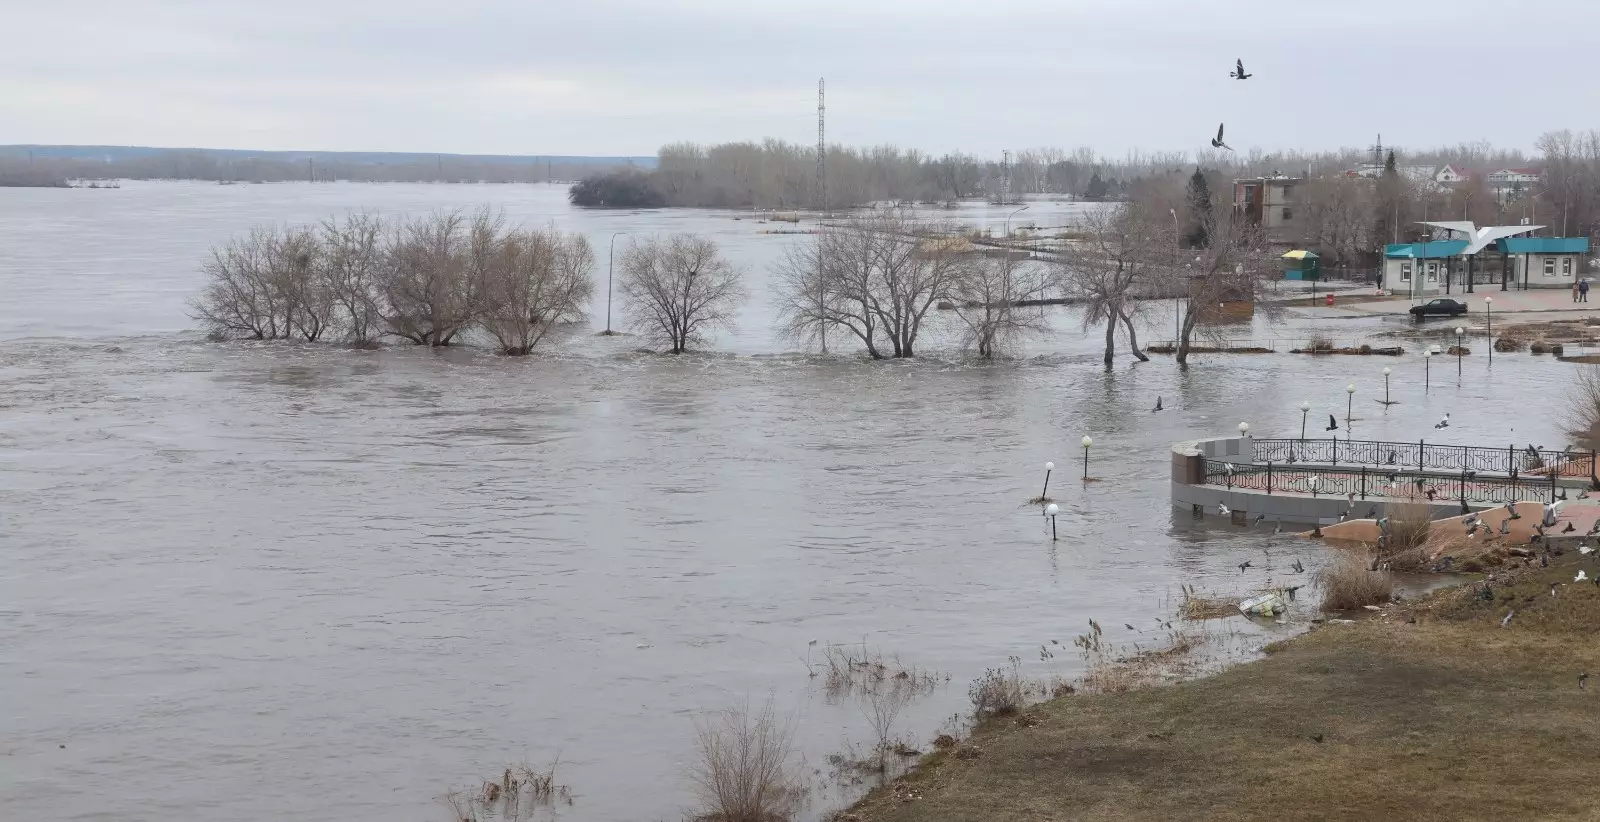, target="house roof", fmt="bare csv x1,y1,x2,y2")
1385,240,1468,259
1499,237,1591,254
